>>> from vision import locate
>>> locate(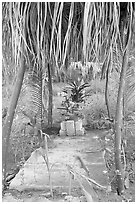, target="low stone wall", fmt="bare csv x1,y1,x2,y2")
59,119,85,136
